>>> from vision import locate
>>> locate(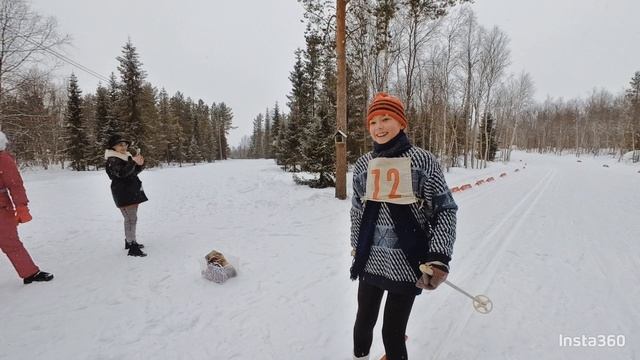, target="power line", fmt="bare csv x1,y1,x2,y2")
10,30,111,83
40,45,111,83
